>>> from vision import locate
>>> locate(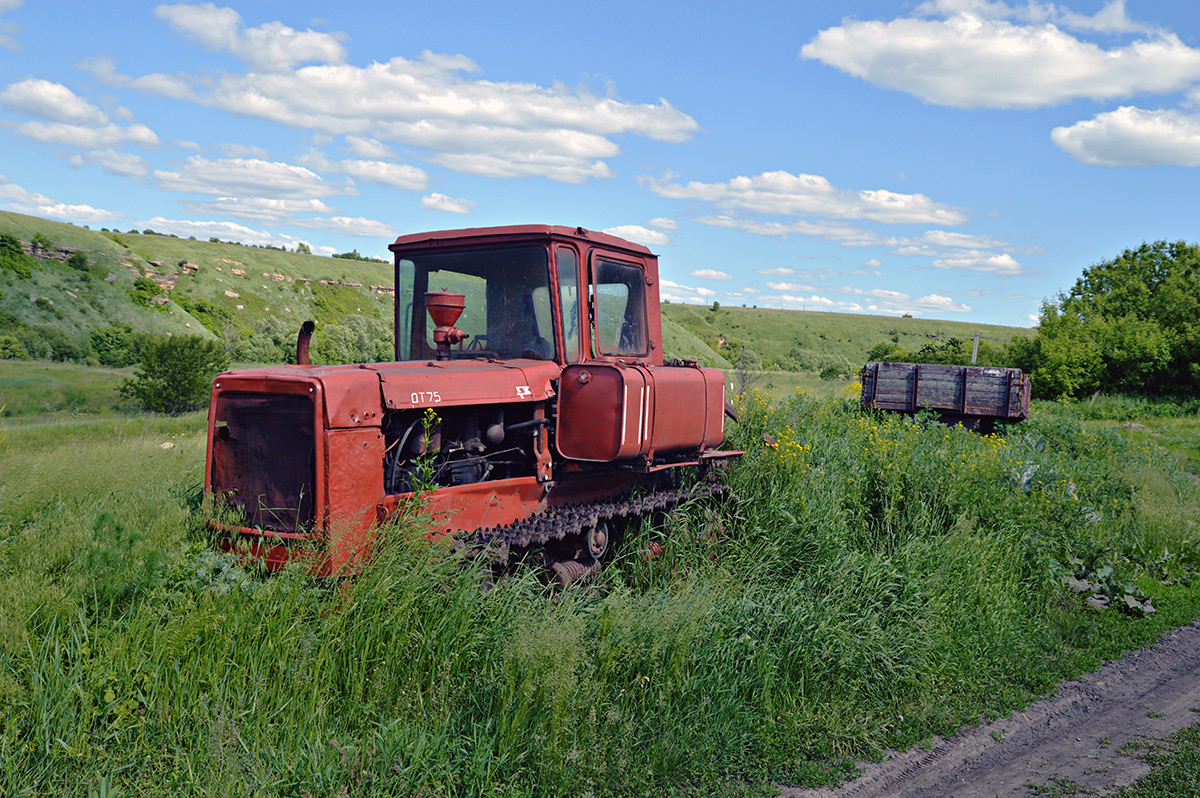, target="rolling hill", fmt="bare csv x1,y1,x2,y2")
0,210,1030,372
